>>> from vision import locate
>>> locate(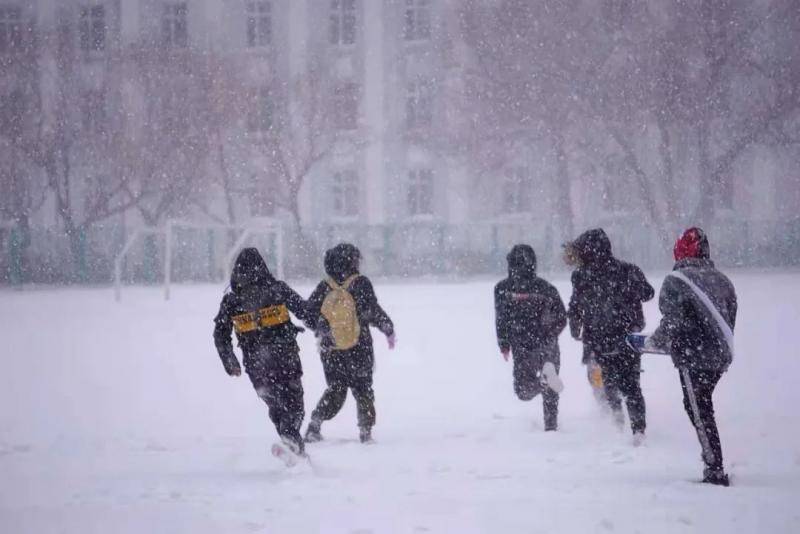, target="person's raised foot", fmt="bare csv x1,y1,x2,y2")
304,419,323,443
541,362,564,394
